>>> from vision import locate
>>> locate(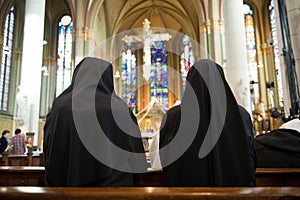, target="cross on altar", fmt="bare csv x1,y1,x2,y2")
122,18,172,81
